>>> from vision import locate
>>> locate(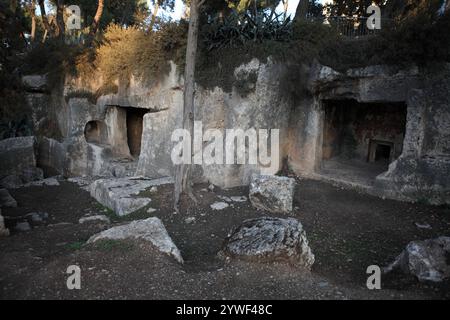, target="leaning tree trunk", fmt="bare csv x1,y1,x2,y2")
293,0,309,22
89,0,104,37
173,0,203,212
29,0,36,42
38,0,52,41
55,0,65,42
149,0,160,31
